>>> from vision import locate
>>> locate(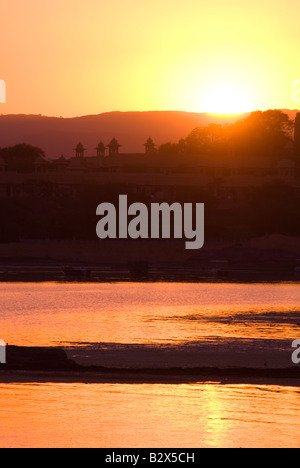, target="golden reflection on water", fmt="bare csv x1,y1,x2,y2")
0,382,299,448
0,283,300,447
201,384,230,447
0,282,300,347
